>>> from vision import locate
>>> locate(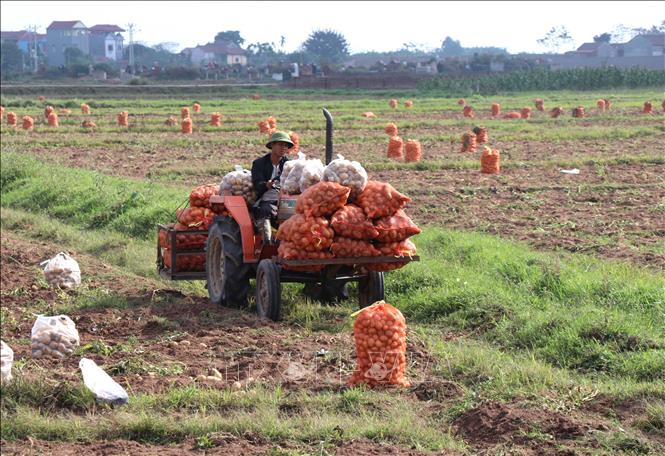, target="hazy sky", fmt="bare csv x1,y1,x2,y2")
1,1,662,54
